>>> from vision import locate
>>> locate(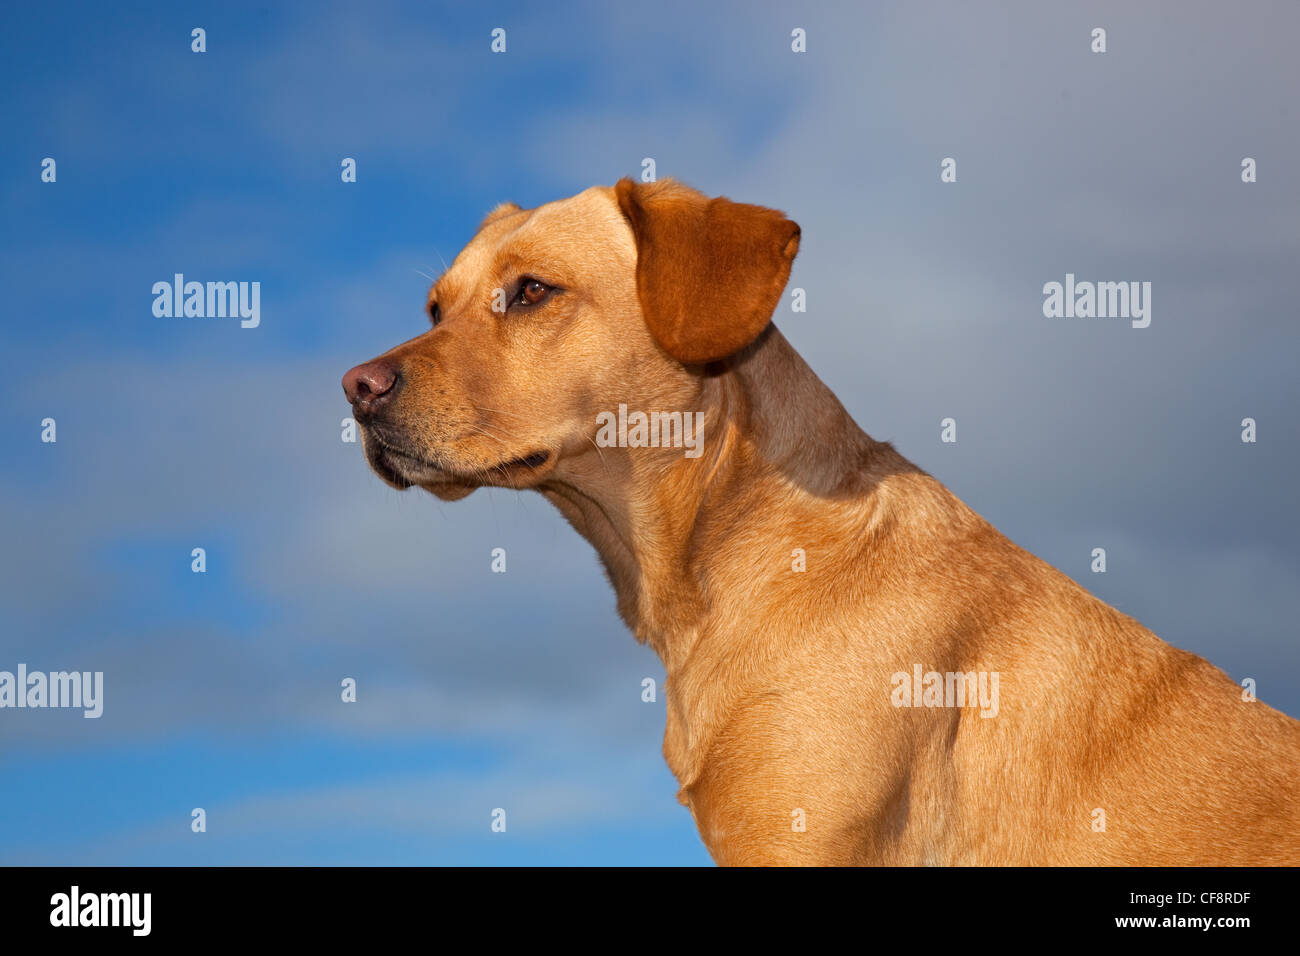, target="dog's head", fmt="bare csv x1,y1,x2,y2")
342,179,800,500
